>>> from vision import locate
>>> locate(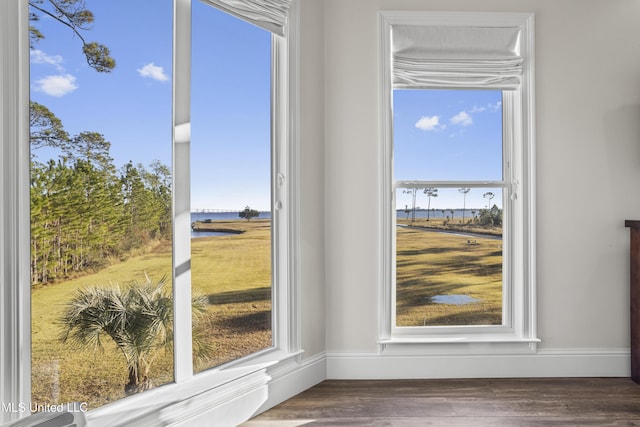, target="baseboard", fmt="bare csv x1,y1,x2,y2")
326,348,630,379
87,353,326,427
253,352,327,416
89,349,629,426
175,353,327,427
